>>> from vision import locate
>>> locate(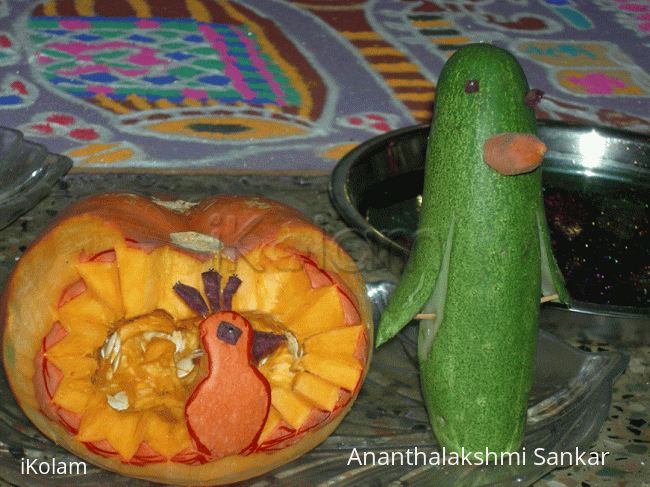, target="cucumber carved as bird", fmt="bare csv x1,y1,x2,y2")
376,44,570,455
